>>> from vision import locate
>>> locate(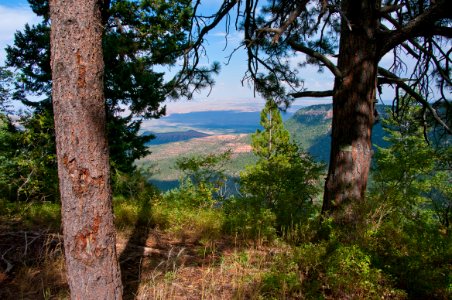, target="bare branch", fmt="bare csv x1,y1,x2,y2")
378,67,451,134
430,26,452,38
378,3,405,14
379,0,452,57
268,0,309,43
1,247,14,274
289,90,333,98
189,1,238,52
288,40,342,78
